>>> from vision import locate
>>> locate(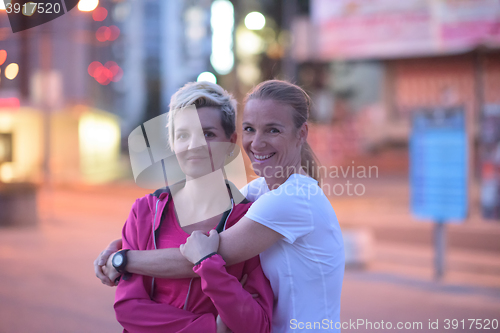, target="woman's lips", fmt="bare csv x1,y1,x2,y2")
252,152,276,162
